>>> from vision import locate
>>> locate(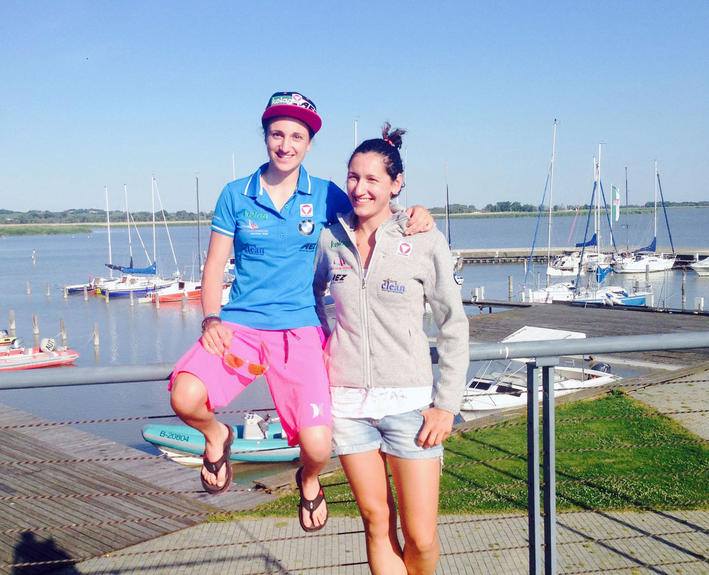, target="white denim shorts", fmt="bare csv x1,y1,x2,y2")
332,408,444,459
